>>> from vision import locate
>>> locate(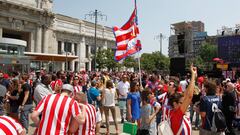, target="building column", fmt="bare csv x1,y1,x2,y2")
0,27,2,38
88,61,91,71
30,32,35,52
103,40,108,49
71,42,74,54
61,41,64,52
89,45,92,71
37,0,41,8
42,27,49,53
79,37,85,70
35,25,42,53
